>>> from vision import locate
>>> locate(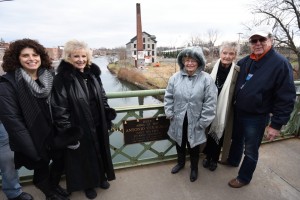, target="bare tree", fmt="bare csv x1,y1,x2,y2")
114,46,127,60
186,34,205,47
207,29,219,47
250,0,300,78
